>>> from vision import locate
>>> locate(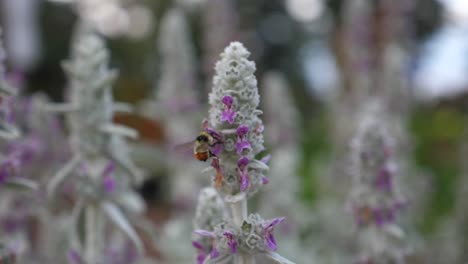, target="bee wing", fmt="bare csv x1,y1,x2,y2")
172,141,195,158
